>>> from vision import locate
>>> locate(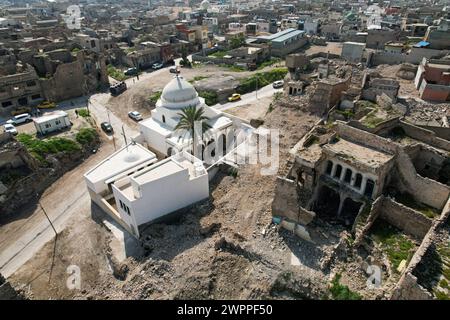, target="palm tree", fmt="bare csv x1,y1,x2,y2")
175,105,211,157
